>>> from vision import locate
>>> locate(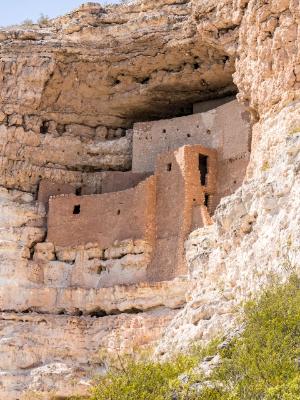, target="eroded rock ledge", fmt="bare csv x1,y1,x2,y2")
0,1,236,128
0,310,177,399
